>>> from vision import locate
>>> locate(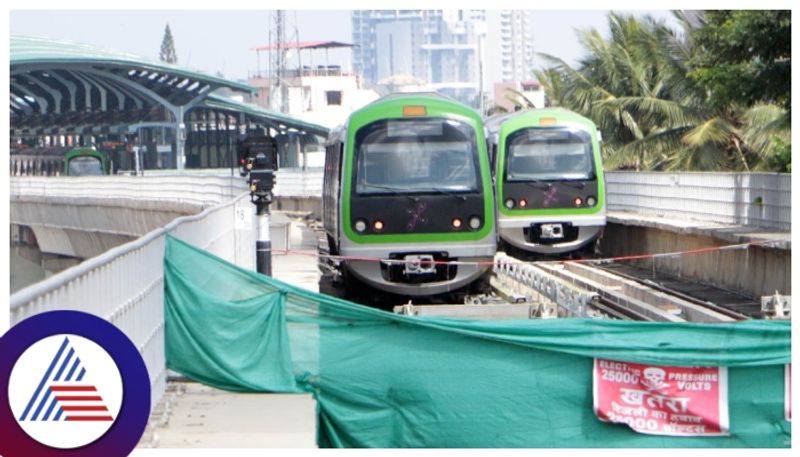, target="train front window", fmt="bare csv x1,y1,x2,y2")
505,128,594,181
354,118,479,195
67,156,103,176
